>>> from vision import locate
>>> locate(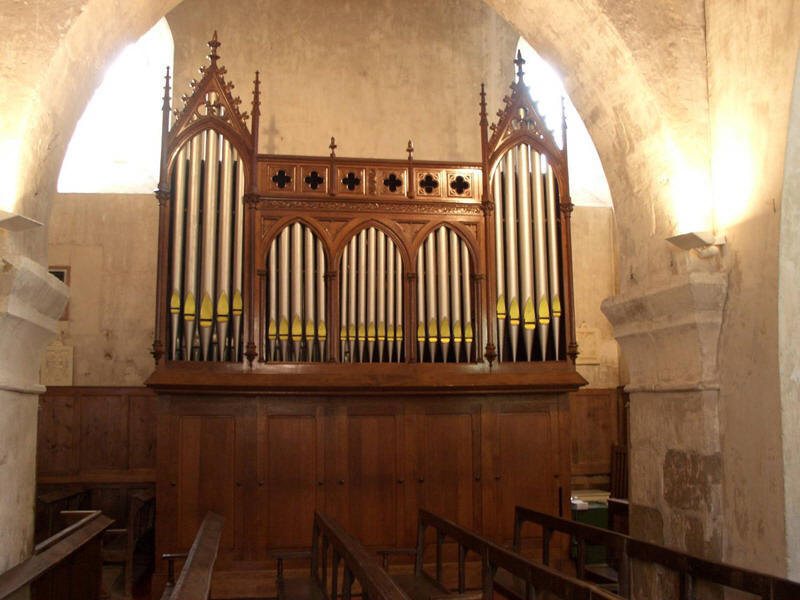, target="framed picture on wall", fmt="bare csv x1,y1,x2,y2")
48,265,70,320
